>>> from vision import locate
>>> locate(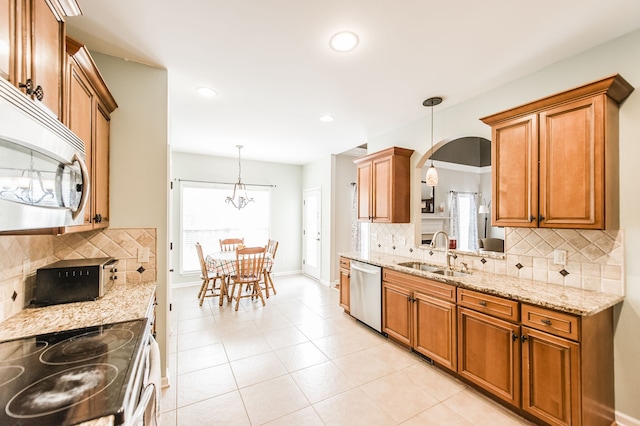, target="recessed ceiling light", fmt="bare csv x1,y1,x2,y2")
320,115,334,122
196,87,217,97
329,31,359,52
